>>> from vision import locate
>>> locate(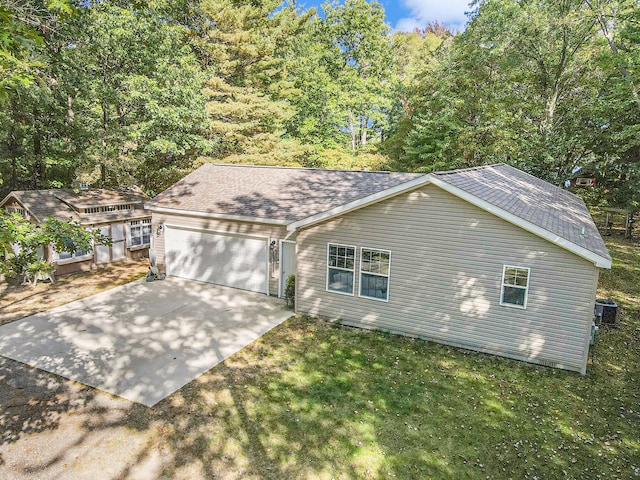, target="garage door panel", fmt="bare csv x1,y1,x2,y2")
165,227,268,293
